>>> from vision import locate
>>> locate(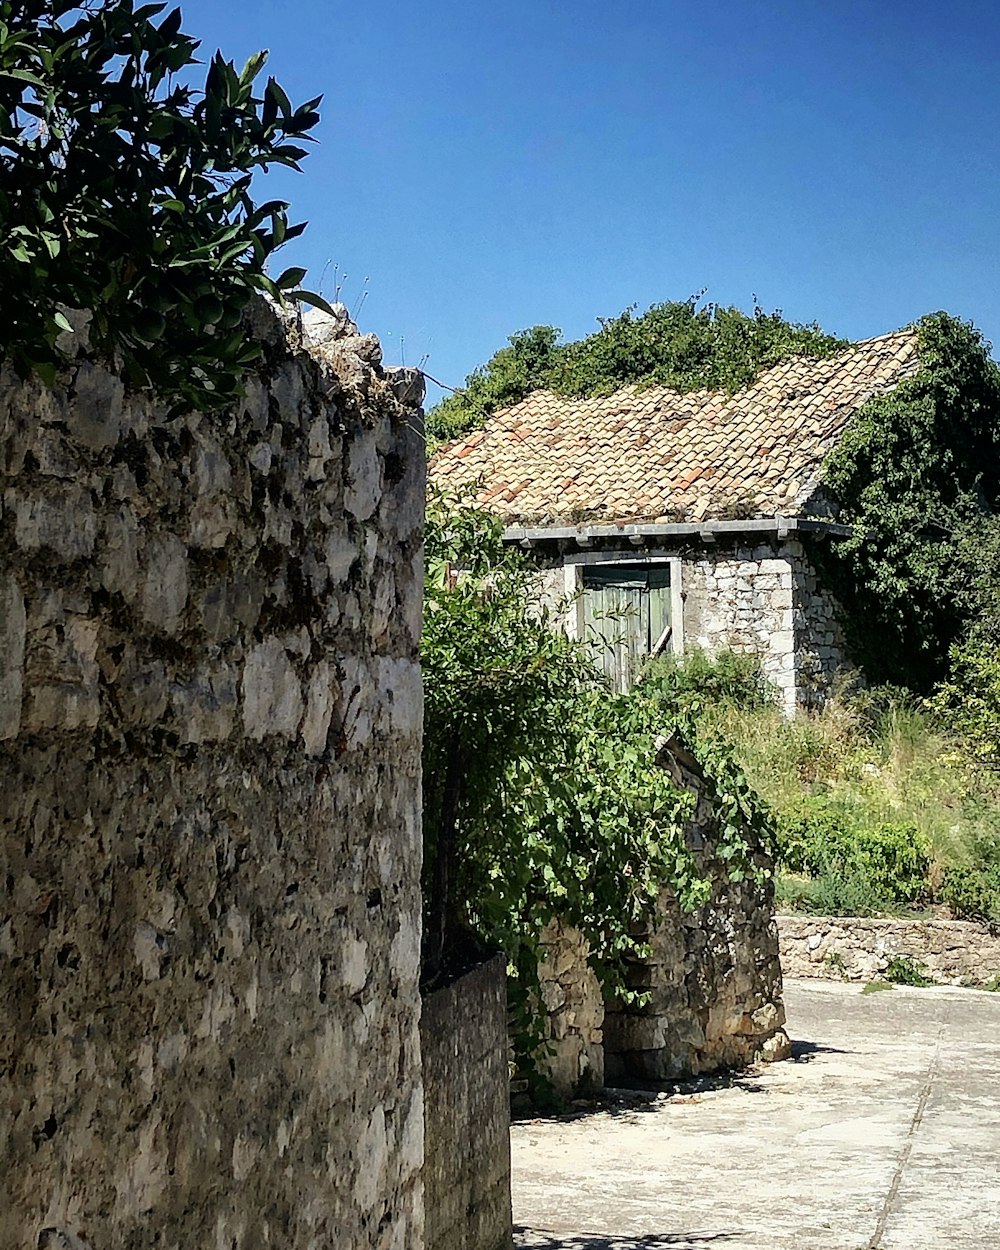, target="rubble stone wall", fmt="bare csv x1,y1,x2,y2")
534,921,605,1097
682,538,845,713
421,955,513,1250
778,915,1000,985
0,302,426,1250
533,739,788,1100
603,737,788,1083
